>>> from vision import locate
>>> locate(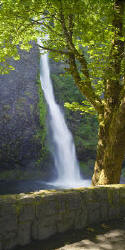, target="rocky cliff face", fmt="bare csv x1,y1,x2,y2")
0,44,48,179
